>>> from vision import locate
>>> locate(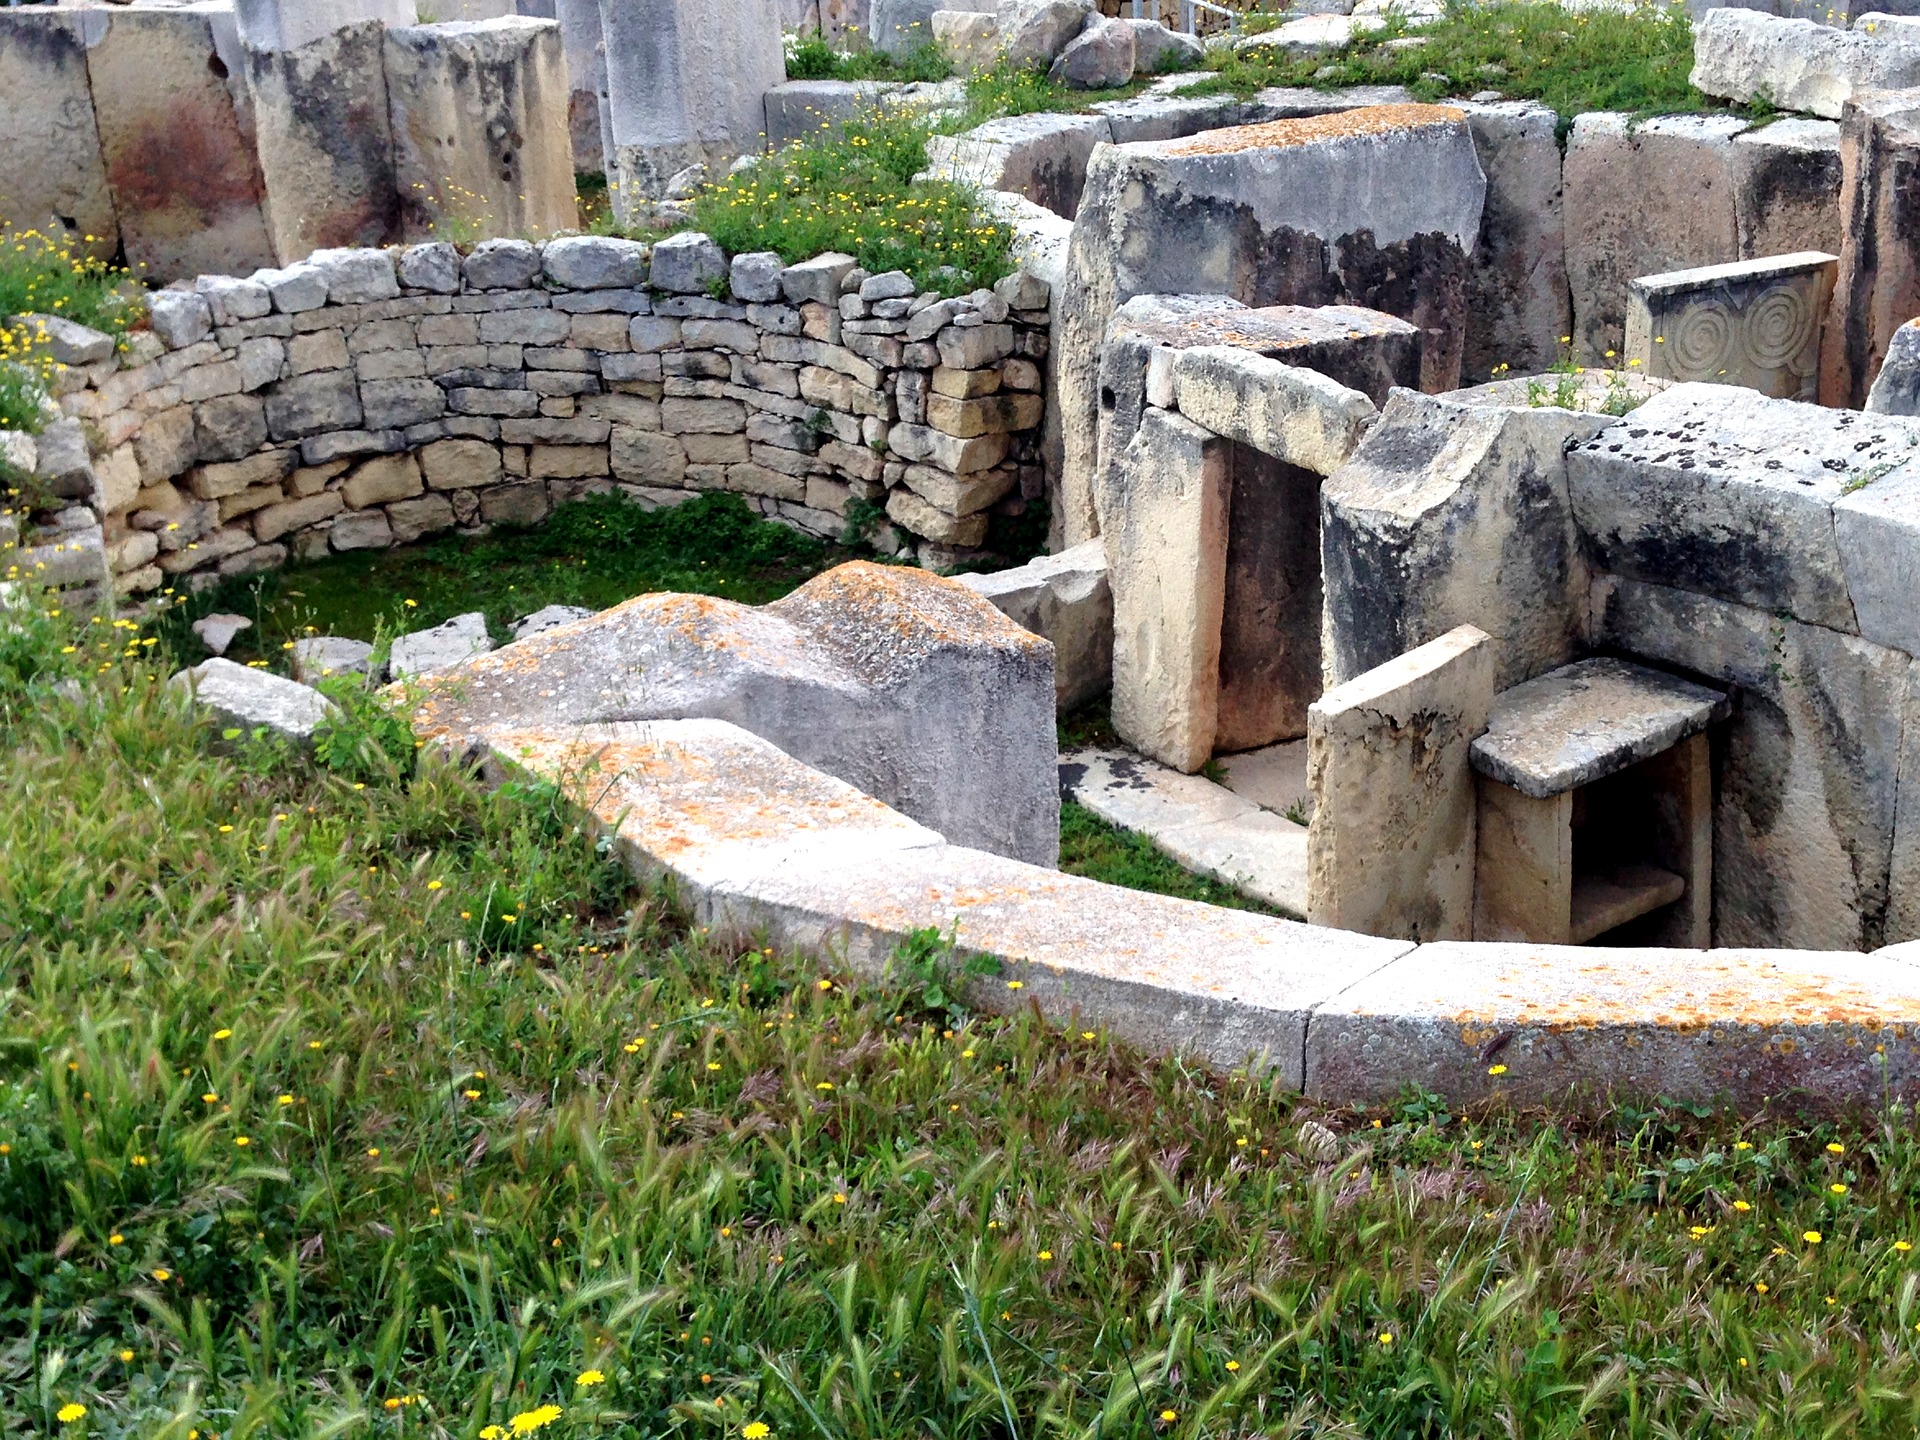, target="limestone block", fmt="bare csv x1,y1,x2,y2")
554,0,611,172
388,492,457,542
1867,316,1920,414
420,438,504,489
265,372,364,440
1103,410,1229,772
1459,100,1571,382
408,562,1060,864
1598,576,1910,951
390,612,495,679
361,378,447,430
510,603,593,639
1567,383,1920,631
0,10,118,263
885,489,989,546
958,539,1112,710
611,428,688,486
33,419,93,501
171,657,338,747
149,292,214,351
480,480,553,526
85,8,277,280
1322,391,1606,693
290,635,378,683
16,527,108,590
1835,458,1920,657
999,0,1095,68
195,394,271,464
1050,15,1136,90
399,243,462,296
257,262,331,313
932,11,1000,72
871,0,996,54
729,252,785,304
233,0,413,53
22,314,113,367
1168,346,1376,475
650,232,728,294
924,113,1114,221
599,0,785,210
244,21,399,259
386,19,578,242
1306,625,1493,942
1125,19,1204,74
1826,90,1920,407
310,247,400,304
1563,112,1747,364
1624,251,1838,401
543,235,650,289
342,453,425,508
192,612,253,657
252,491,345,543
464,238,543,290
1058,106,1488,543
763,80,900,150
1732,118,1845,259
1691,8,1920,119
1304,942,1920,1111
331,510,395,550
